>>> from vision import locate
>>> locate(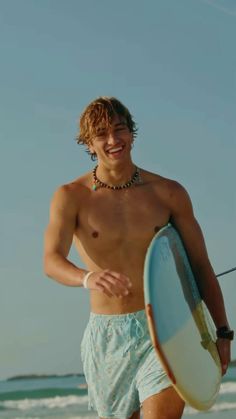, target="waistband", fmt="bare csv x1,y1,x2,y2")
89,310,147,356
89,309,146,324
